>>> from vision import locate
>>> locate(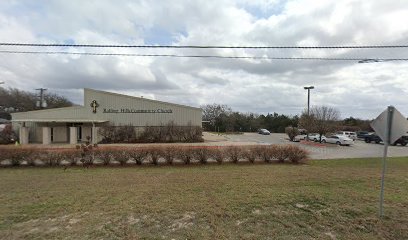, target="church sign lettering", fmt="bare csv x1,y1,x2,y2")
103,108,173,114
